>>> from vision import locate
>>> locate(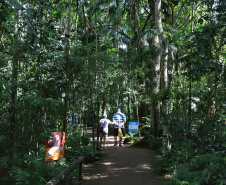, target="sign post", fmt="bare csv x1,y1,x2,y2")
128,122,139,133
